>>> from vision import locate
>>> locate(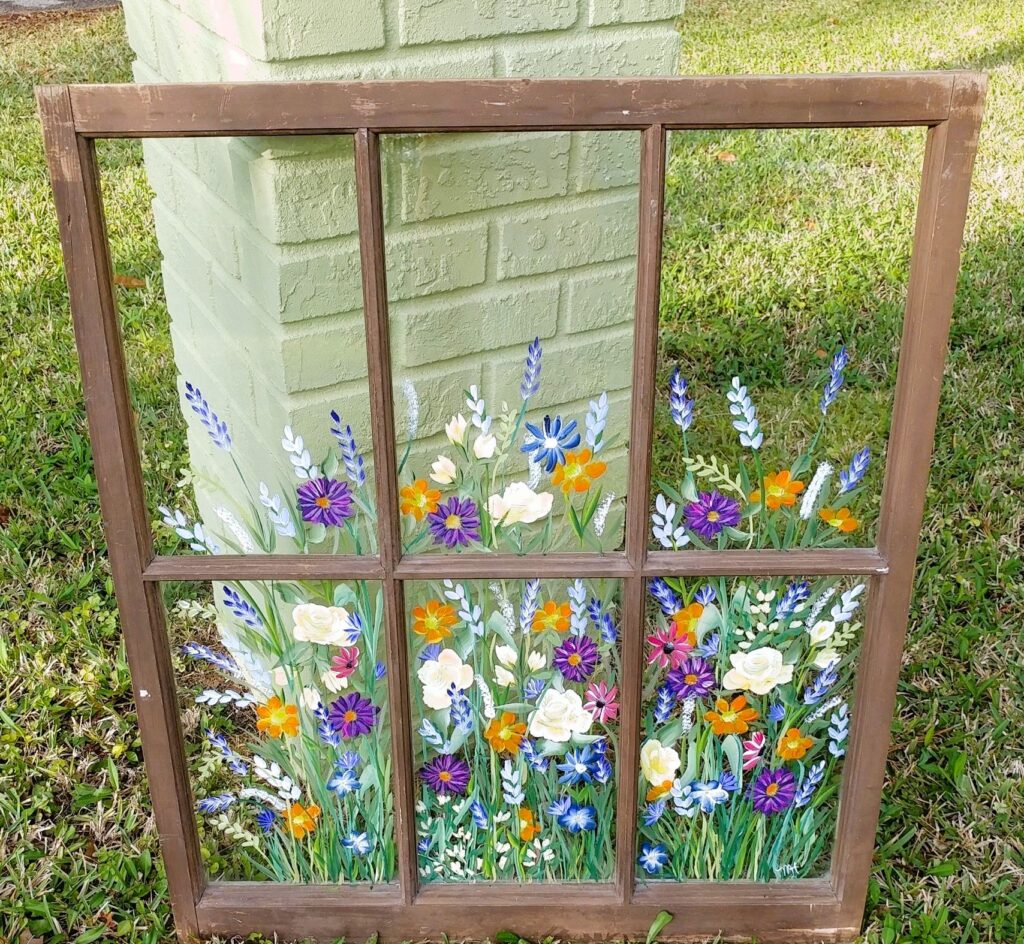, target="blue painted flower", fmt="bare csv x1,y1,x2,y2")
337,751,361,770
557,746,596,785
643,800,666,825
767,701,787,722
689,780,730,813
638,841,669,875
521,414,581,472
558,802,597,833
255,807,277,833
327,765,360,797
343,831,371,855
